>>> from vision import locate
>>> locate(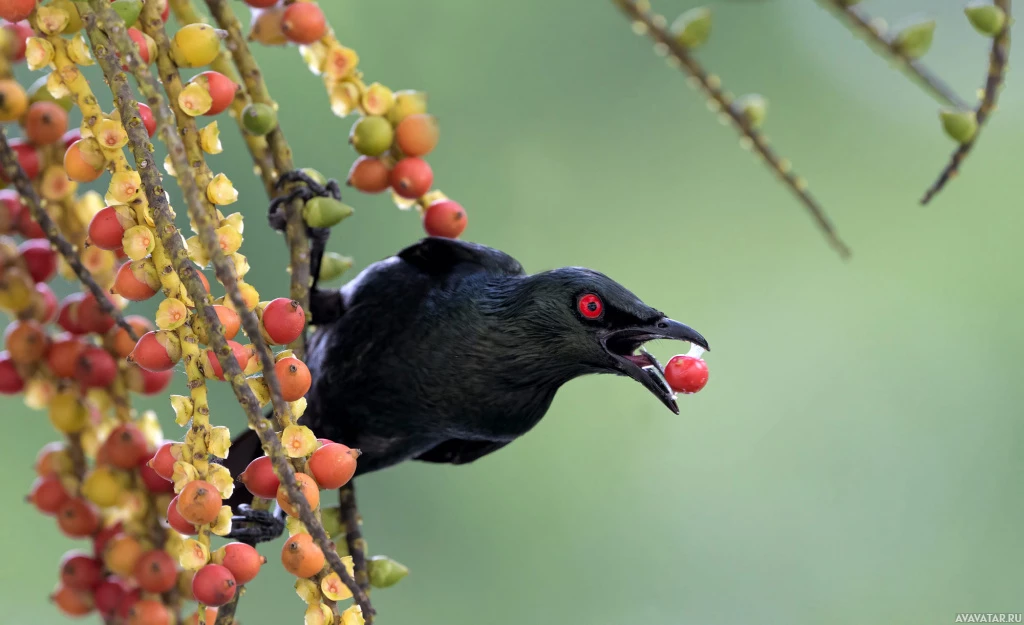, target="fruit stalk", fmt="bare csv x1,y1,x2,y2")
0,127,136,339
